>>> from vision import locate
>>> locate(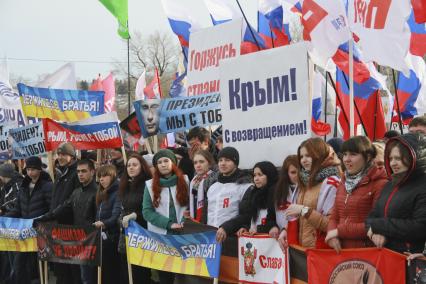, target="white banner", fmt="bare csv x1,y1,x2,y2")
0,82,26,128
238,235,290,284
187,19,241,96
219,43,310,169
